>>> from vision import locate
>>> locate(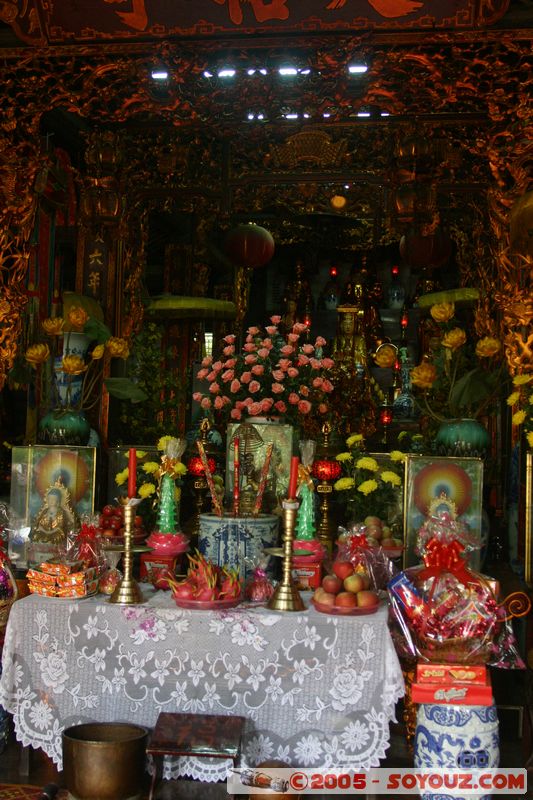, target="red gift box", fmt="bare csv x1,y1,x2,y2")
411,673,493,706
140,553,179,589
291,563,322,590
416,663,487,685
